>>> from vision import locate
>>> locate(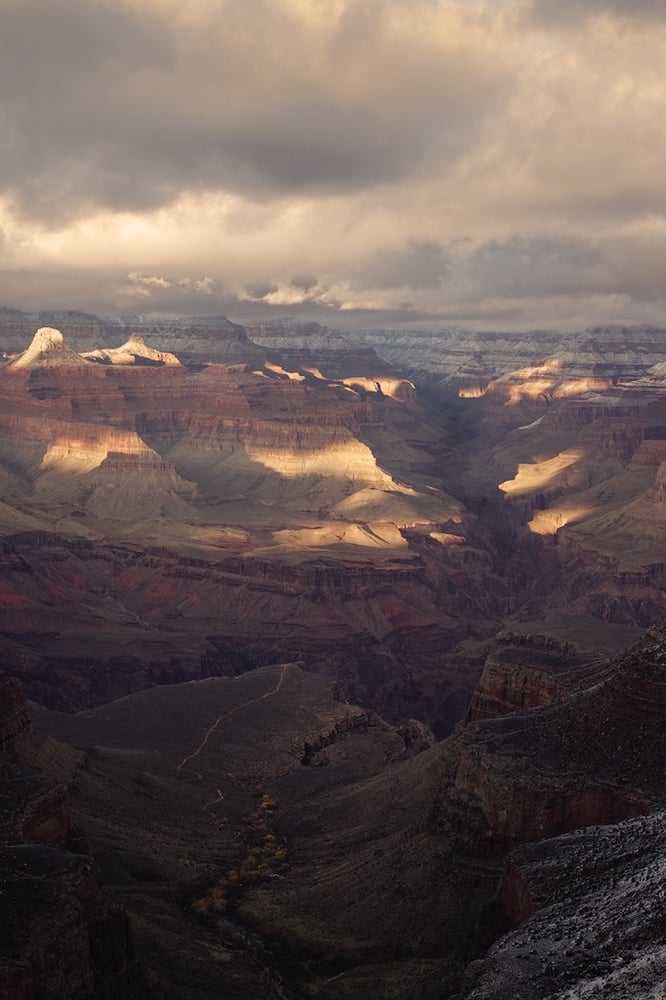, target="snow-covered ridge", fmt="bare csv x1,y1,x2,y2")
355,326,666,385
